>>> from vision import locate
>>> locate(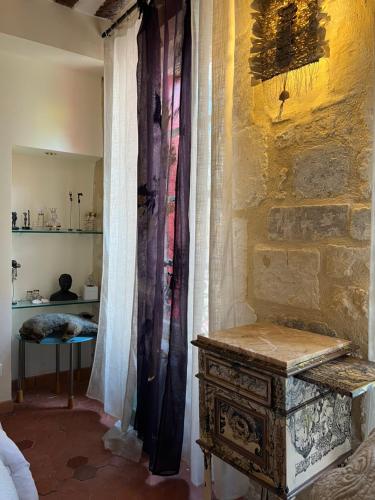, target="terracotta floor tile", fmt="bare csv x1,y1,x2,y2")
73,464,98,481
16,439,34,450
2,386,203,500
35,477,59,496
67,456,89,469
